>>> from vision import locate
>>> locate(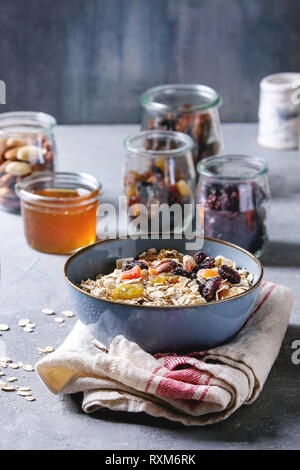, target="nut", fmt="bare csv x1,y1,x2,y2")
17,145,46,163
4,147,19,160
5,161,32,176
156,261,177,273
6,138,27,147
